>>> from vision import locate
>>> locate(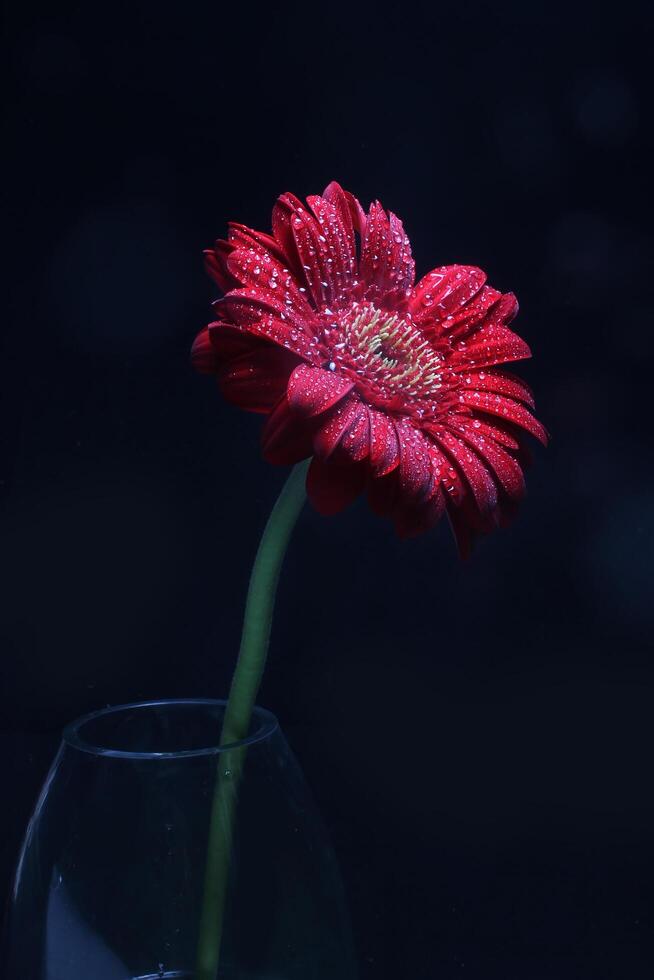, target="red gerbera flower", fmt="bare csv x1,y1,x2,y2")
193,182,546,554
